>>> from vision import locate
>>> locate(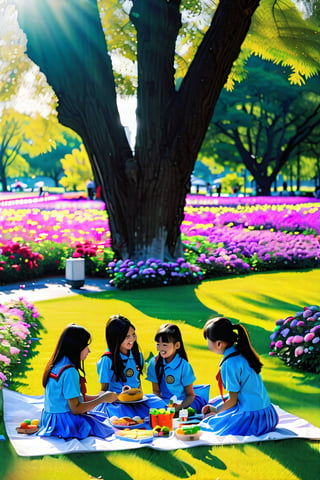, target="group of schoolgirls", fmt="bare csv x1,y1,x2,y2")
38,315,278,440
